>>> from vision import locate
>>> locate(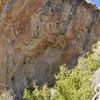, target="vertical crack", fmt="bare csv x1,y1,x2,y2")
60,4,78,34
4,0,15,14
42,0,56,13
0,0,15,29
82,11,99,51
